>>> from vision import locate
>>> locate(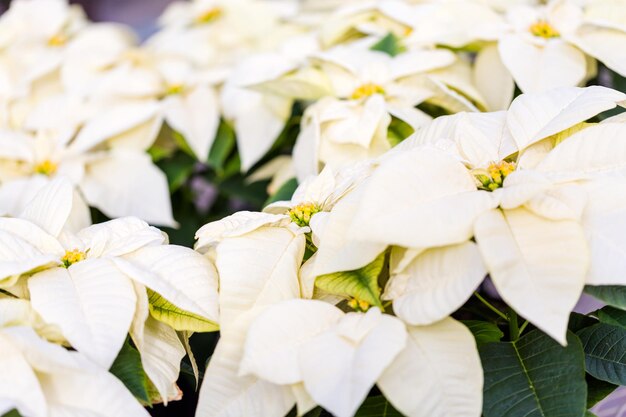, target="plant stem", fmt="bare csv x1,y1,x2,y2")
519,320,529,336
473,292,508,321
508,307,520,341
